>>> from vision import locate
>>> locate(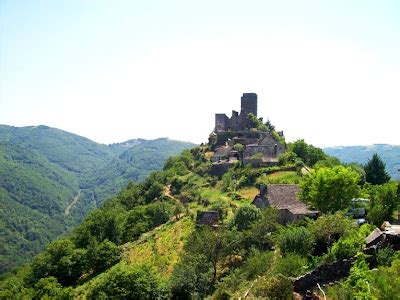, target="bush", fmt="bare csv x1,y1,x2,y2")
278,151,297,166
252,275,293,299
330,224,371,260
34,277,72,299
278,226,315,256
309,212,355,255
272,253,309,277
88,264,167,299
233,206,262,231
243,250,274,279
376,245,395,267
